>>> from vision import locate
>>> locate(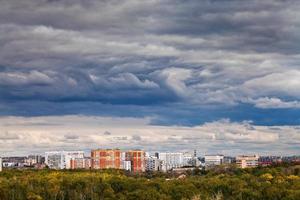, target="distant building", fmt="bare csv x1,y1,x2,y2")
122,160,131,171
45,151,84,169
70,157,91,169
145,156,160,171
193,150,197,157
223,156,236,164
172,167,197,174
182,152,195,166
25,155,43,166
236,155,259,168
158,152,184,171
91,149,121,169
126,150,145,172
2,156,26,168
45,152,62,169
0,158,2,172
205,155,224,167
282,156,300,163
120,152,131,171
259,156,282,166
91,149,145,172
